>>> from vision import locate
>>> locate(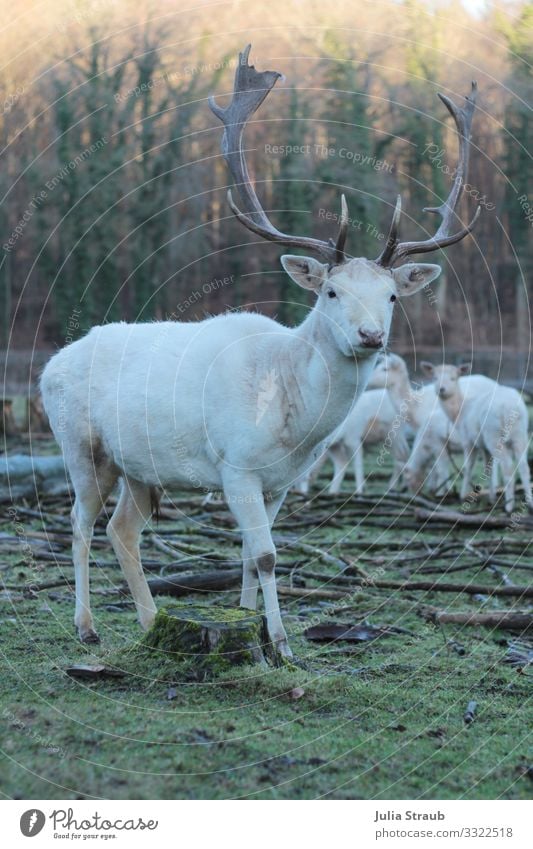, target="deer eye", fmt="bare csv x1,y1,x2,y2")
390,294,397,303
327,289,337,299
